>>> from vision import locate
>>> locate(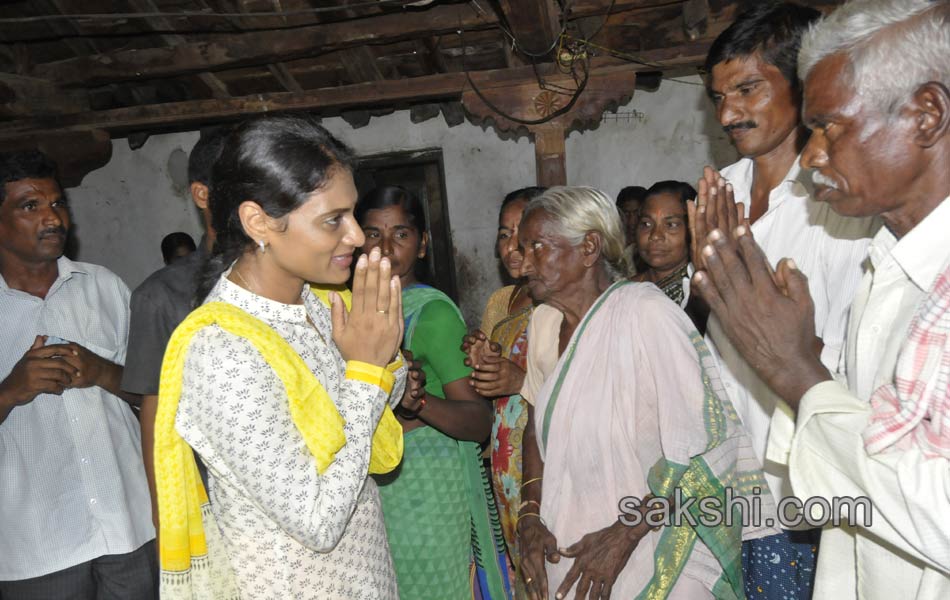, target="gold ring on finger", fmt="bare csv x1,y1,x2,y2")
377,310,389,314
